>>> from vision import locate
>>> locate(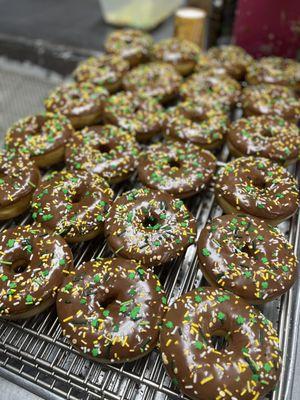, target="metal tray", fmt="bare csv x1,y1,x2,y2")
0,59,299,400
